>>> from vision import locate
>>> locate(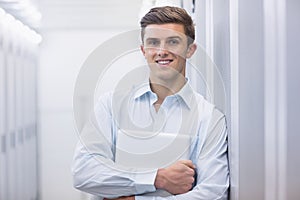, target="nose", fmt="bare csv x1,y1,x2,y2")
157,43,169,57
